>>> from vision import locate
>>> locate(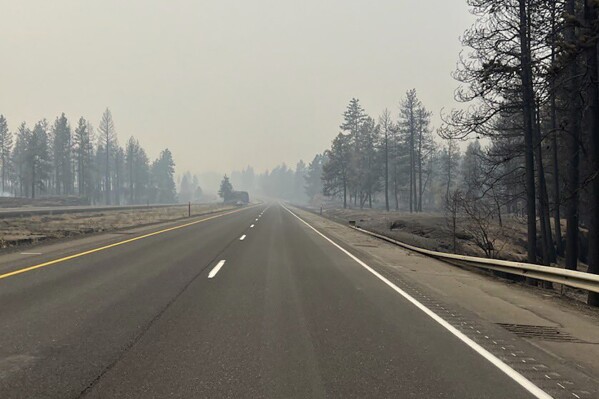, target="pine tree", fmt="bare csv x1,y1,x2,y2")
0,115,13,193
379,109,393,211
340,98,367,205
151,149,176,203
13,122,31,197
73,117,93,198
52,113,72,195
304,154,325,201
29,120,51,198
218,175,233,201
179,171,193,203
98,108,116,204
114,146,125,205
192,175,203,202
340,98,367,135
583,0,599,305
399,89,420,213
294,160,307,202
322,133,351,208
